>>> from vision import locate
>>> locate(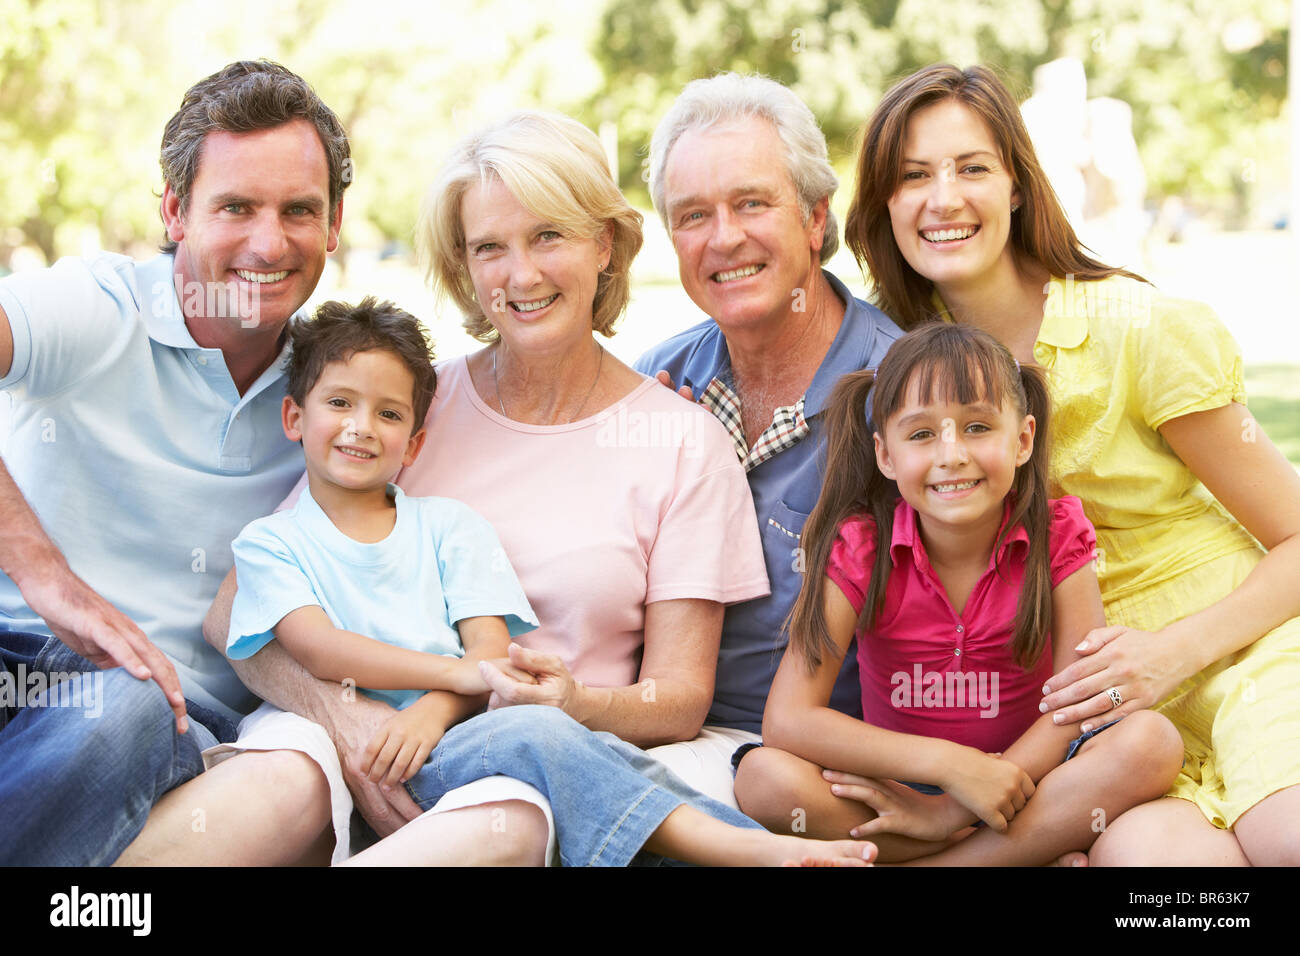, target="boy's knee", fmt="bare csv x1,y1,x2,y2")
477,800,550,866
